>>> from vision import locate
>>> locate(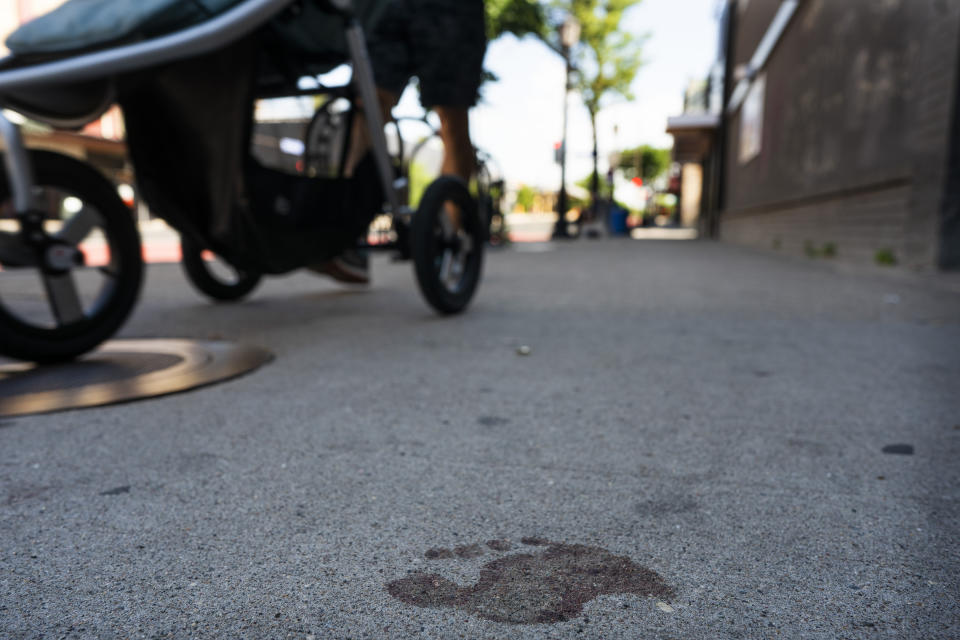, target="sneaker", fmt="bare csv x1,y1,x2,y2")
310,249,370,284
